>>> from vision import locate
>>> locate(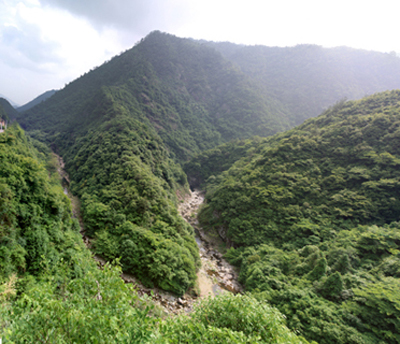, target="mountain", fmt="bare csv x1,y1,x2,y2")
19,31,290,161
16,32,296,295
0,98,19,121
17,31,400,298
17,89,57,113
0,94,19,108
196,90,400,344
209,42,400,125
7,30,400,342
